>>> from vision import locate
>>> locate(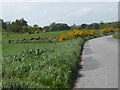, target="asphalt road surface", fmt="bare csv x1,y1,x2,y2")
74,35,118,88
